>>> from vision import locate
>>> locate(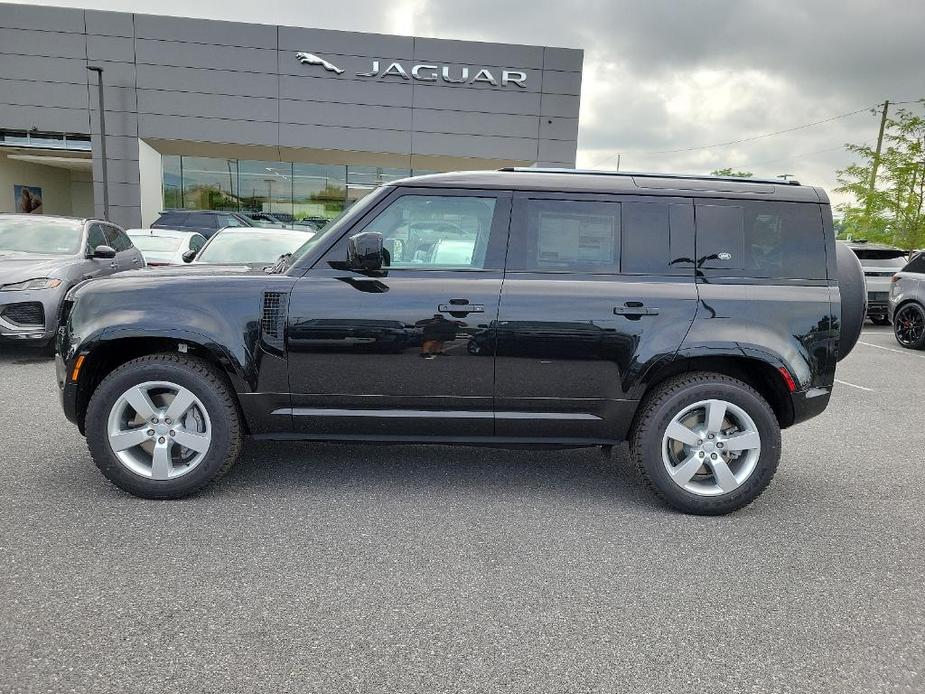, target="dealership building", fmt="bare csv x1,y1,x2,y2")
0,3,583,229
